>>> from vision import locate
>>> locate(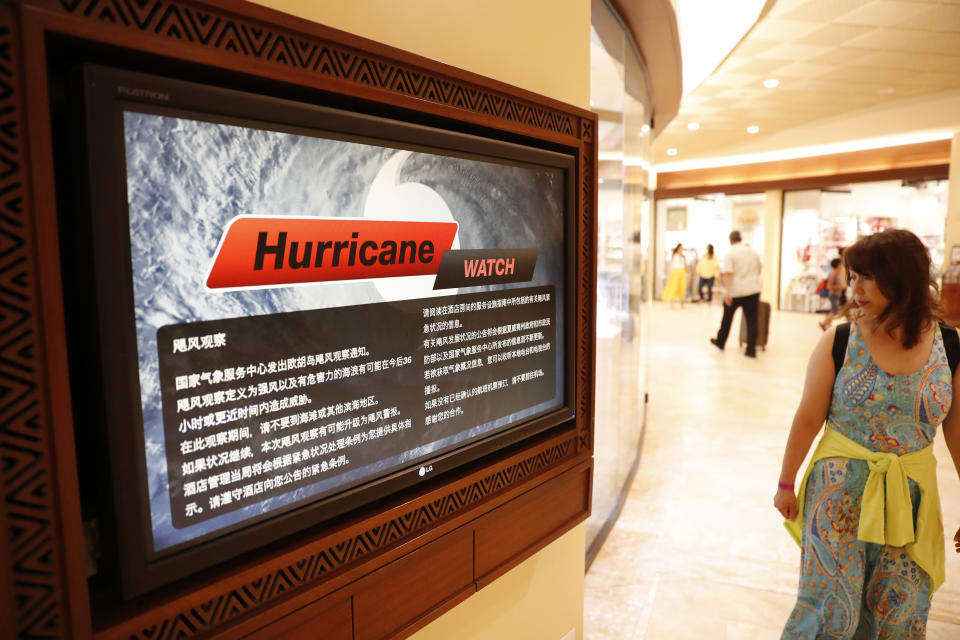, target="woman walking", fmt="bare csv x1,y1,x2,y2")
775,229,960,639
662,243,687,308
